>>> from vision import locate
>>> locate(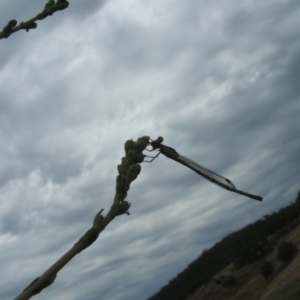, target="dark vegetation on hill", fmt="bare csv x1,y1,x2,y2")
147,190,300,300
